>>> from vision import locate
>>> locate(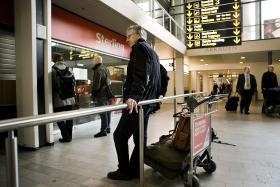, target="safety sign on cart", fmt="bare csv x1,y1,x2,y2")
193,115,211,156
